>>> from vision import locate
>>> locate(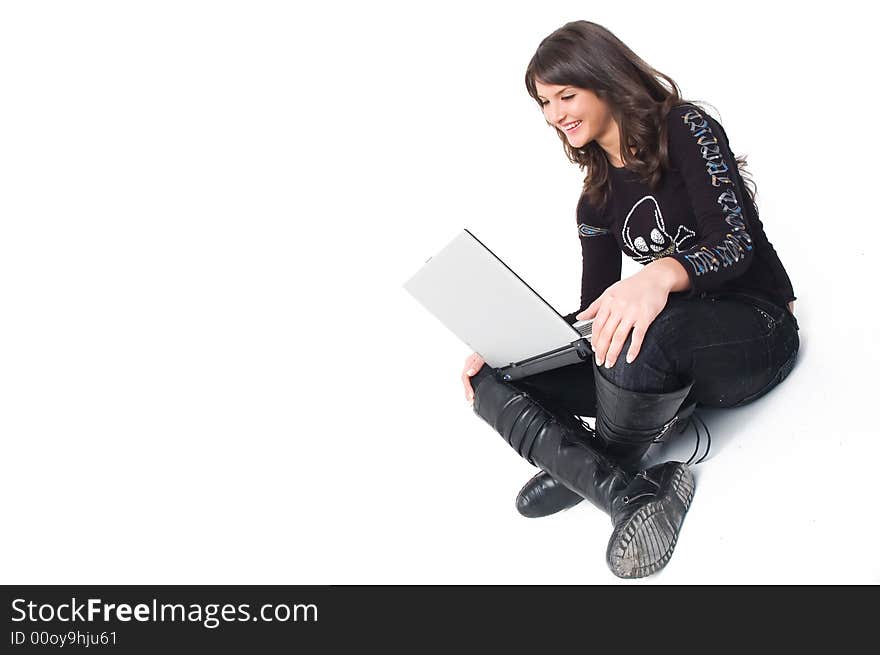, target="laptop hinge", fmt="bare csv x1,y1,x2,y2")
499,338,593,382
